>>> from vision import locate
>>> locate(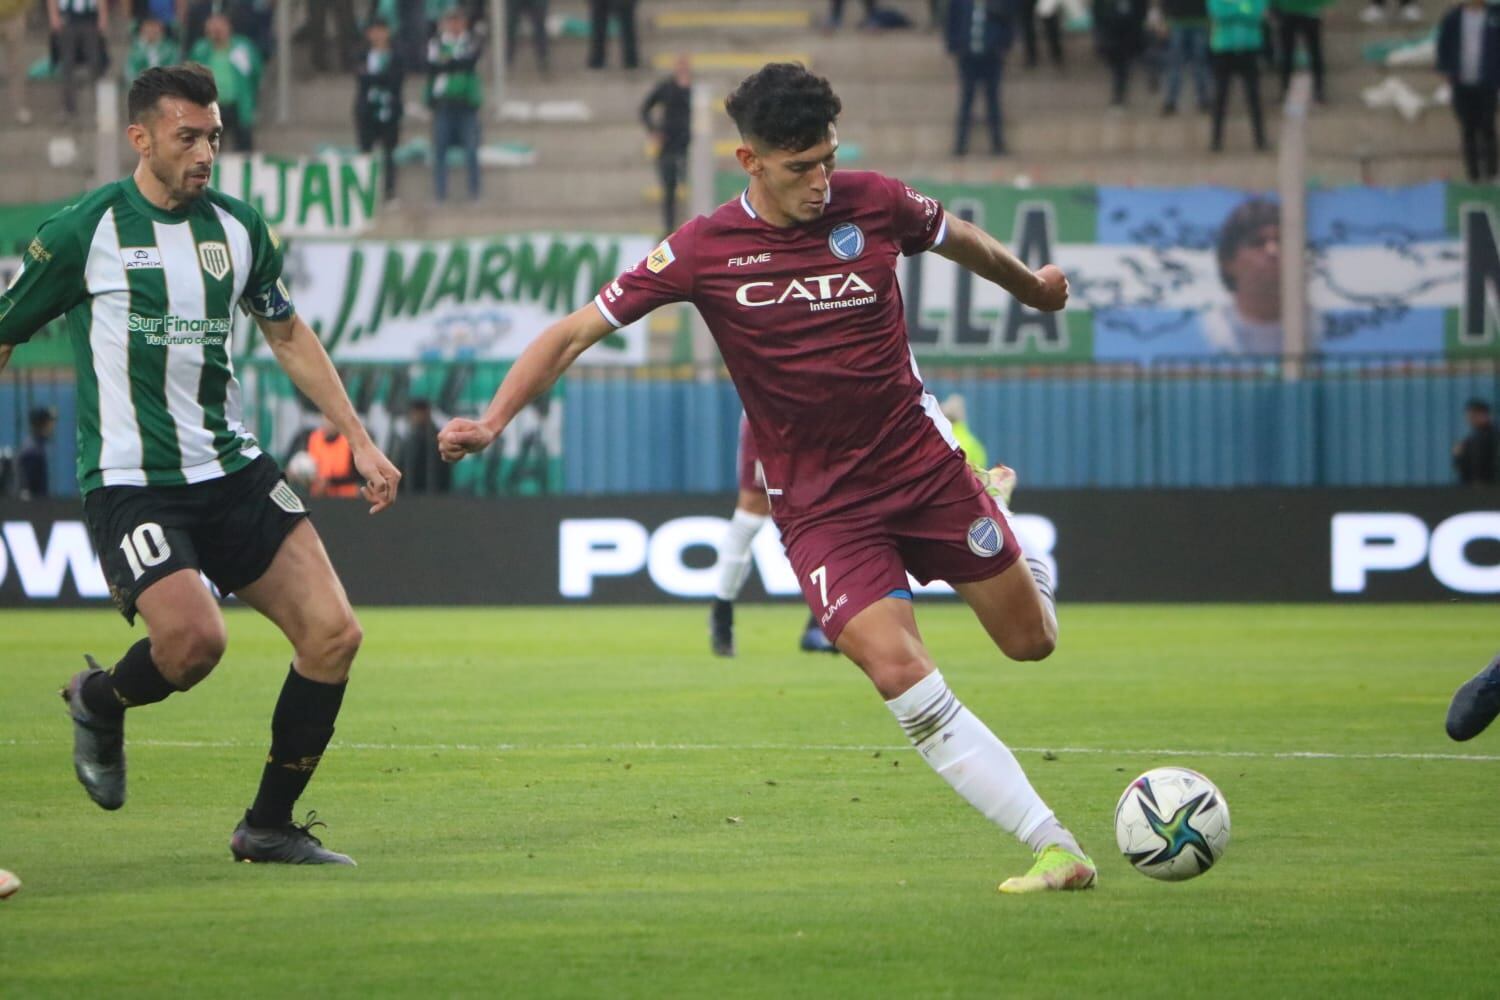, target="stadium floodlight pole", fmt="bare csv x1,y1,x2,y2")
276,0,291,125
491,0,508,123
94,76,119,188
1279,71,1311,380
688,77,716,378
